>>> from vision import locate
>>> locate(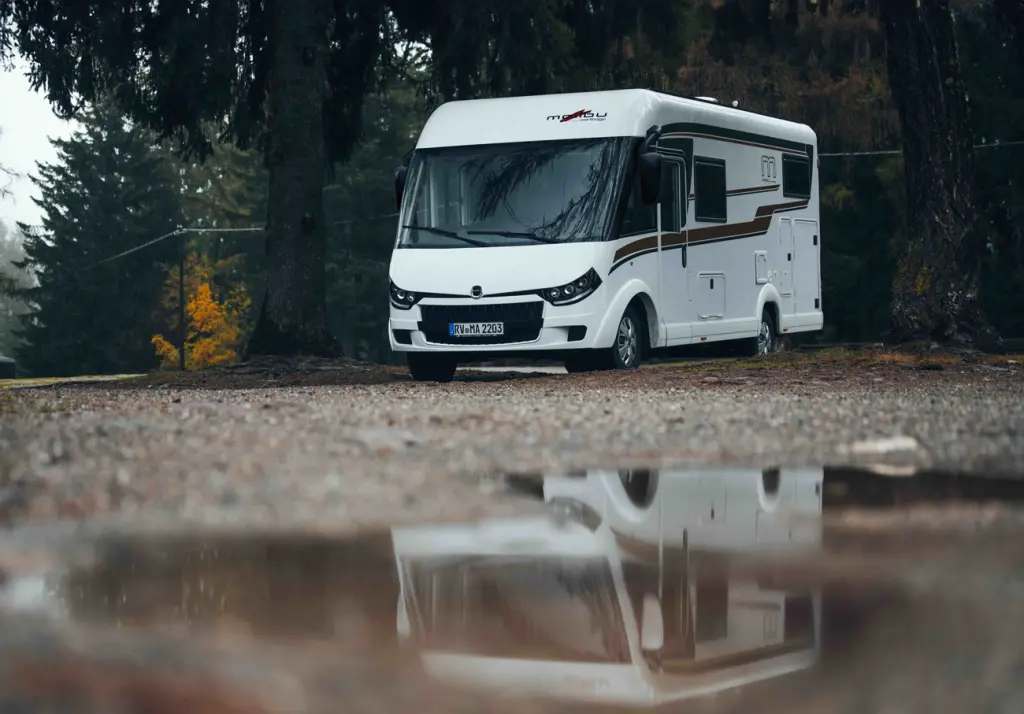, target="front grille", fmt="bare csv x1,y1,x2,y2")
420,302,543,324
419,301,544,345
